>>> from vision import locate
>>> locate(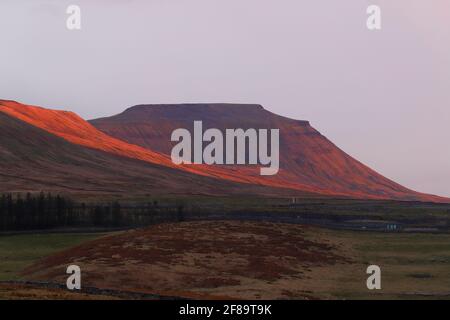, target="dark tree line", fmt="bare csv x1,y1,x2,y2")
0,192,185,231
